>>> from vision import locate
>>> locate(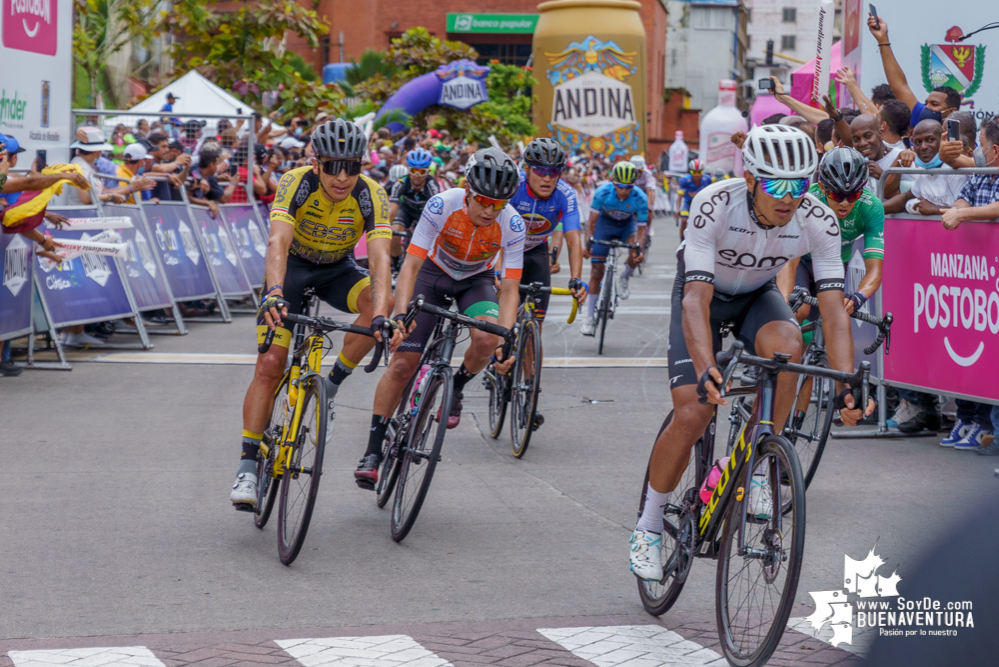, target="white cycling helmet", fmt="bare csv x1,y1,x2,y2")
389,164,408,182
742,125,818,179
629,154,646,170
